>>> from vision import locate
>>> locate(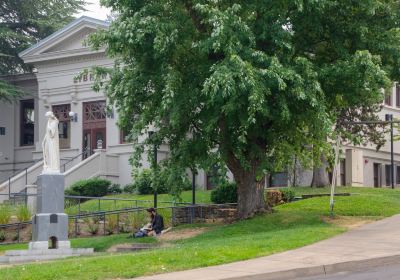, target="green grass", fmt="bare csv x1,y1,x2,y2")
0,234,157,255
65,190,211,215
2,186,400,280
